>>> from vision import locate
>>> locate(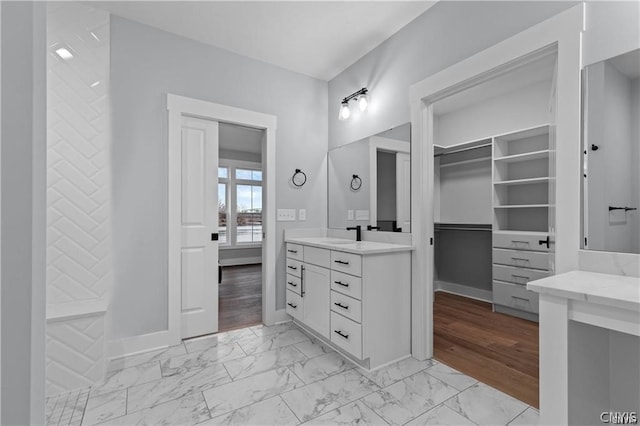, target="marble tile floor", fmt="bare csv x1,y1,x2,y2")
45,322,540,425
